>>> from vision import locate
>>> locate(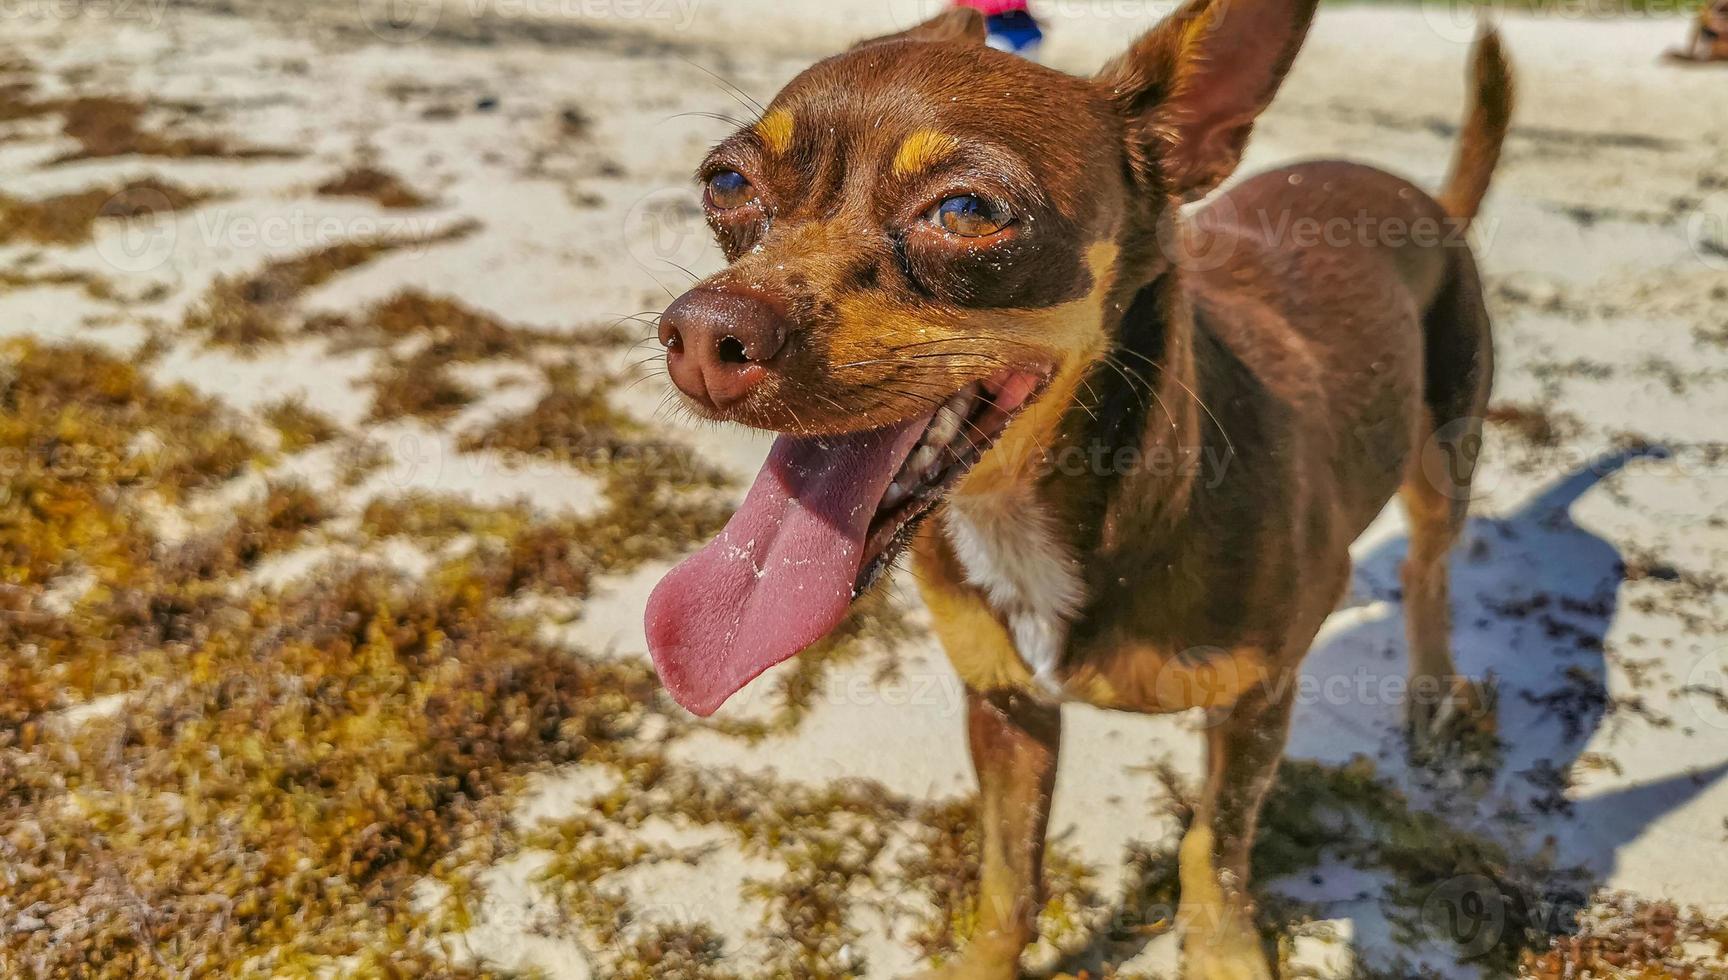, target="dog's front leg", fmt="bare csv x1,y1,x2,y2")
914,689,1060,980
1178,681,1293,980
